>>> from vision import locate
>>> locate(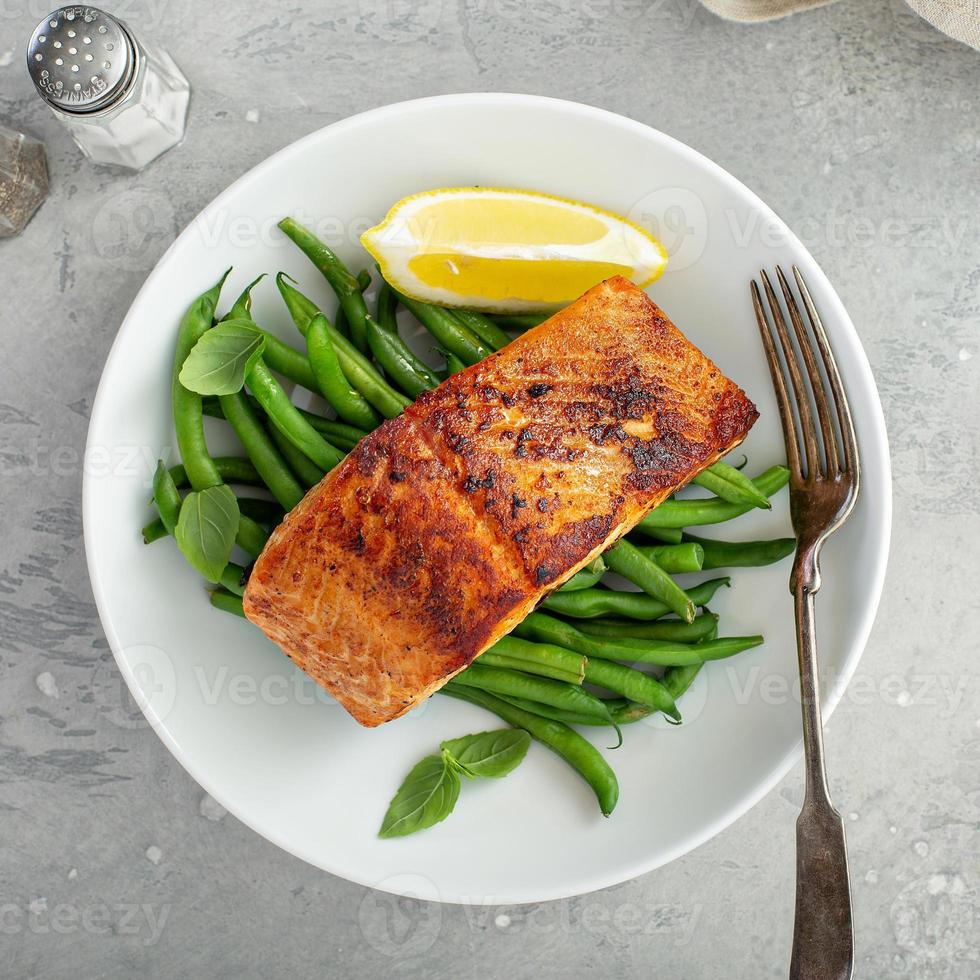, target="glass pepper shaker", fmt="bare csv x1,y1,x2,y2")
0,124,49,237
26,6,190,172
